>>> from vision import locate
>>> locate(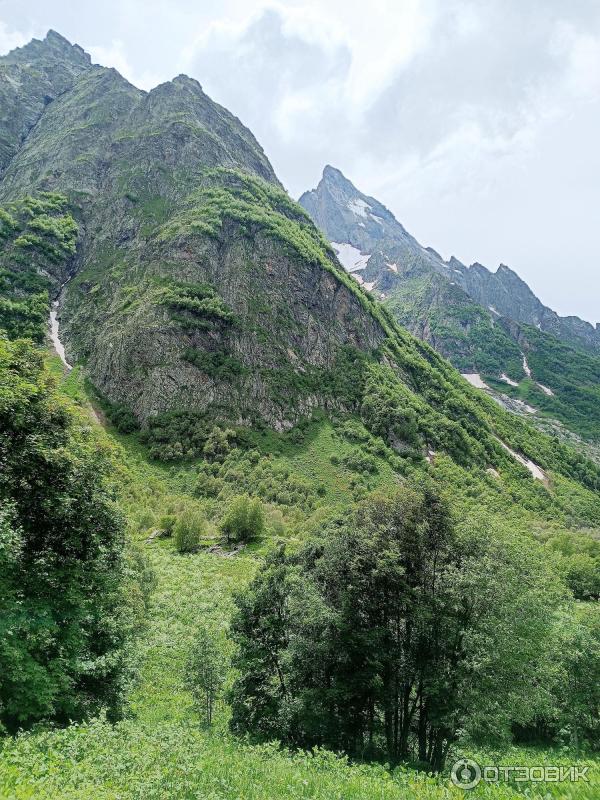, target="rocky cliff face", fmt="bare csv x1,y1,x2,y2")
457,261,600,351
2,31,600,486
0,37,386,429
0,31,91,178
299,165,445,290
